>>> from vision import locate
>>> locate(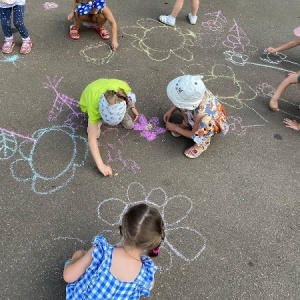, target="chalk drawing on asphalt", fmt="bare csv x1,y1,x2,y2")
0,53,25,66
97,182,206,272
223,19,257,54
44,76,87,130
43,2,58,10
134,114,166,141
260,49,300,67
180,63,268,122
5,126,88,195
121,18,194,61
228,116,265,136
256,83,300,119
99,128,140,174
224,50,295,73
80,42,114,65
